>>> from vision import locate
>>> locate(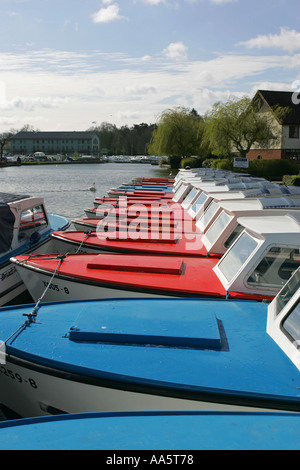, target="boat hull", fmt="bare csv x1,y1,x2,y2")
0,354,280,418
11,264,173,301
0,239,59,306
